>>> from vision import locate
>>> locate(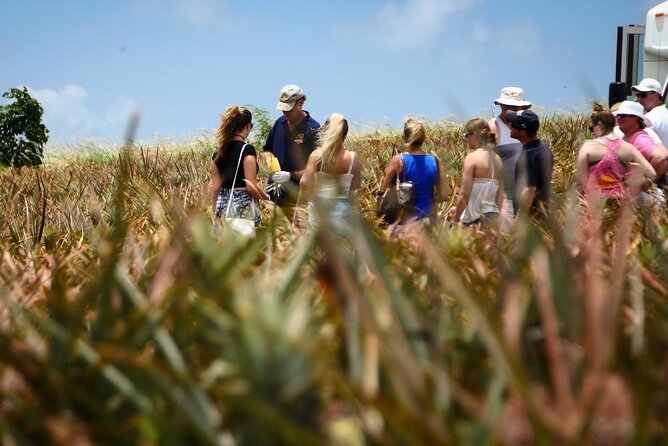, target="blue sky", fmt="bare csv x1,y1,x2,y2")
0,0,658,146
